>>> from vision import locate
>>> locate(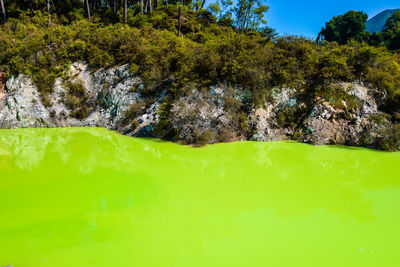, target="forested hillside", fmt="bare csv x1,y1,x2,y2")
1,1,400,150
